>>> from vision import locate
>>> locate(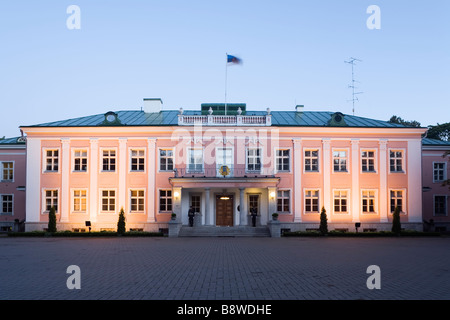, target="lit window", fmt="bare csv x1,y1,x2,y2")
73,190,87,212
1,162,14,181
362,190,376,213
130,190,145,212
334,190,348,213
